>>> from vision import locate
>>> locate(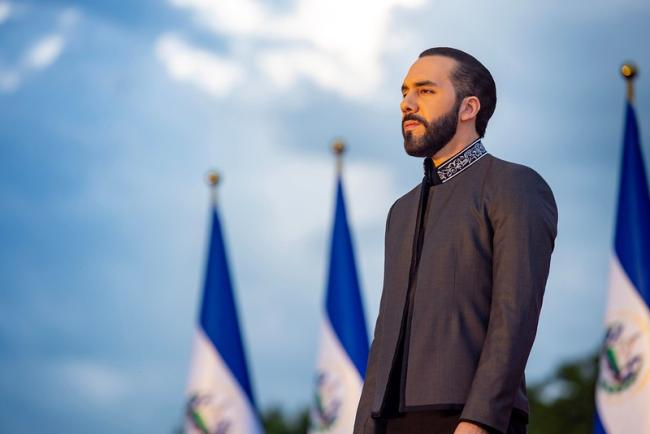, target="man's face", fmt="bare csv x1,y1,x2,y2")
400,55,460,158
